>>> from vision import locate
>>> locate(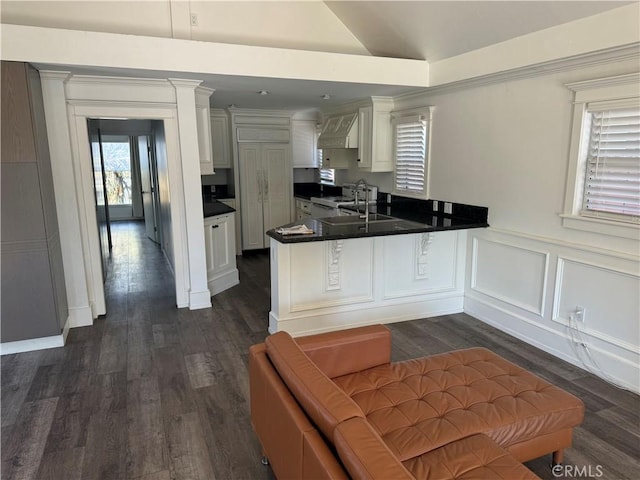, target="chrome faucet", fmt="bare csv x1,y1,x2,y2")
354,178,370,223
